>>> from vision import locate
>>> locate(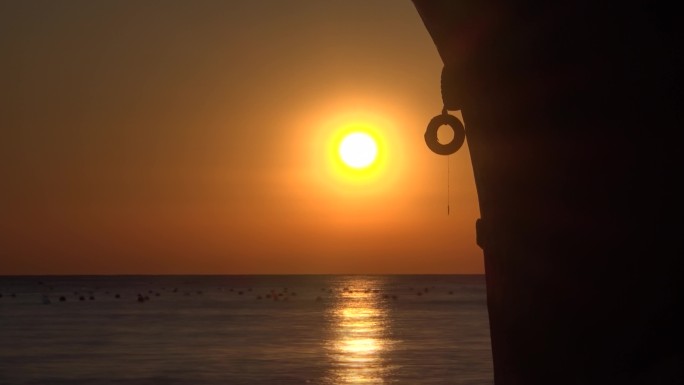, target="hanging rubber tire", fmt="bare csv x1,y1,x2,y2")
424,113,465,155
